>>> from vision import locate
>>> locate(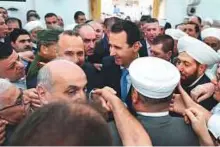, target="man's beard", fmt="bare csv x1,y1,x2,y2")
181,70,199,87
